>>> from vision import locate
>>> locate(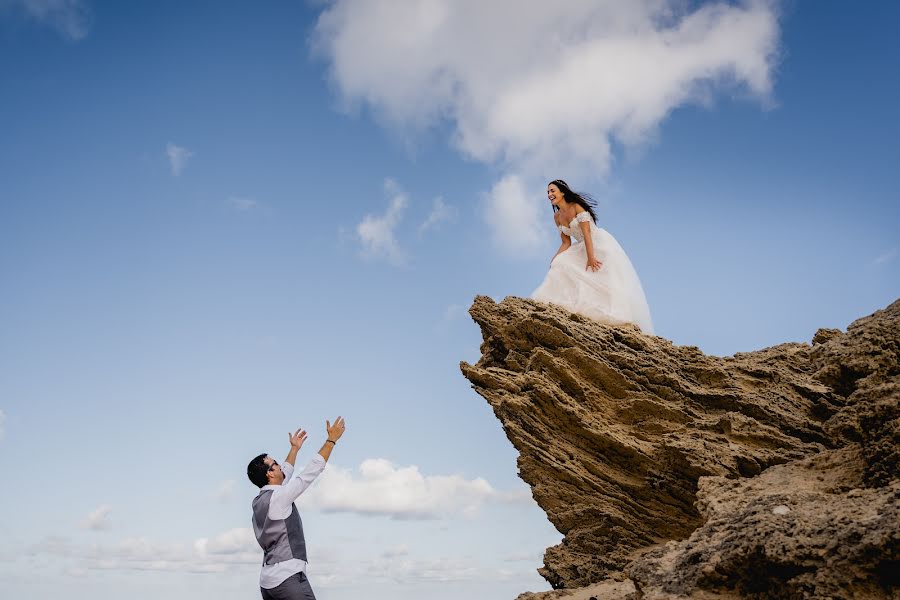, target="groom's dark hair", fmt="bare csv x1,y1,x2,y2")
549,179,599,224
247,453,270,488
